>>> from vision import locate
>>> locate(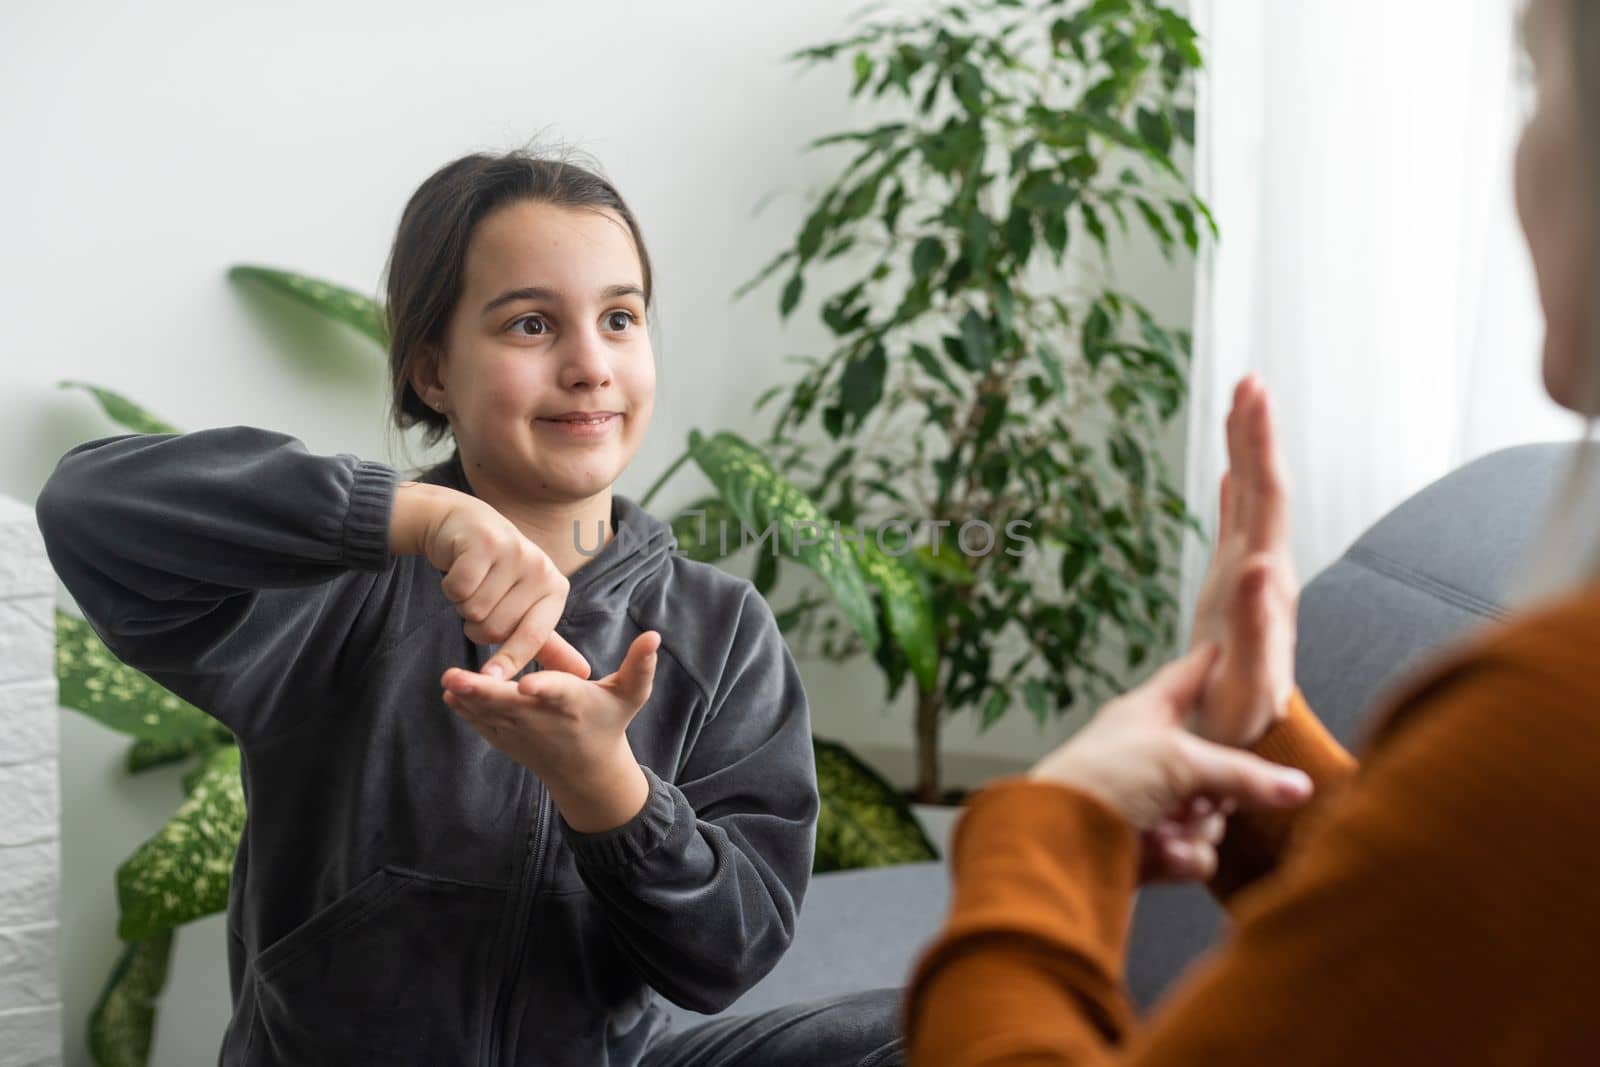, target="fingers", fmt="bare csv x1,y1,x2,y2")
596,631,661,708
1176,734,1312,811
484,586,591,681
1147,832,1219,883
1148,641,1222,716
1240,381,1291,553
1211,471,1234,561
1222,380,1250,541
